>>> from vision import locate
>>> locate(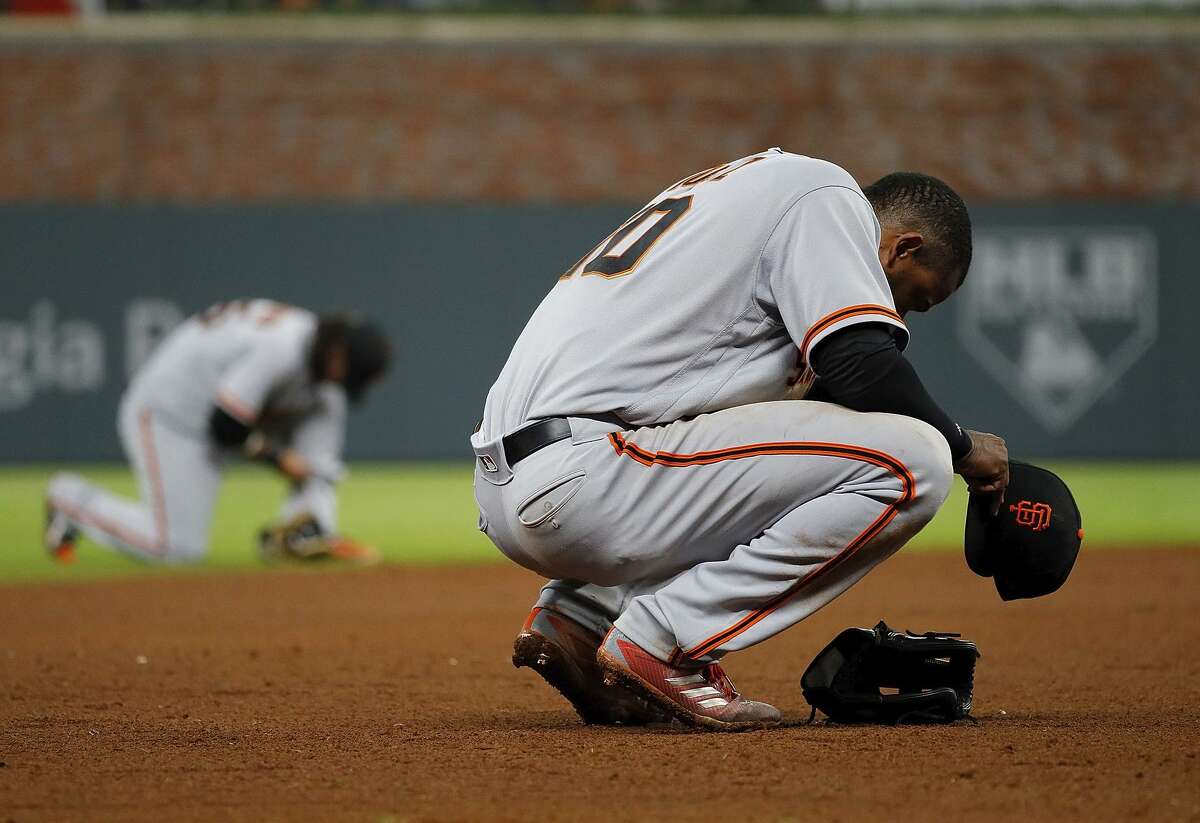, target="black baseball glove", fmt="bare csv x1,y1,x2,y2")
801,621,980,725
